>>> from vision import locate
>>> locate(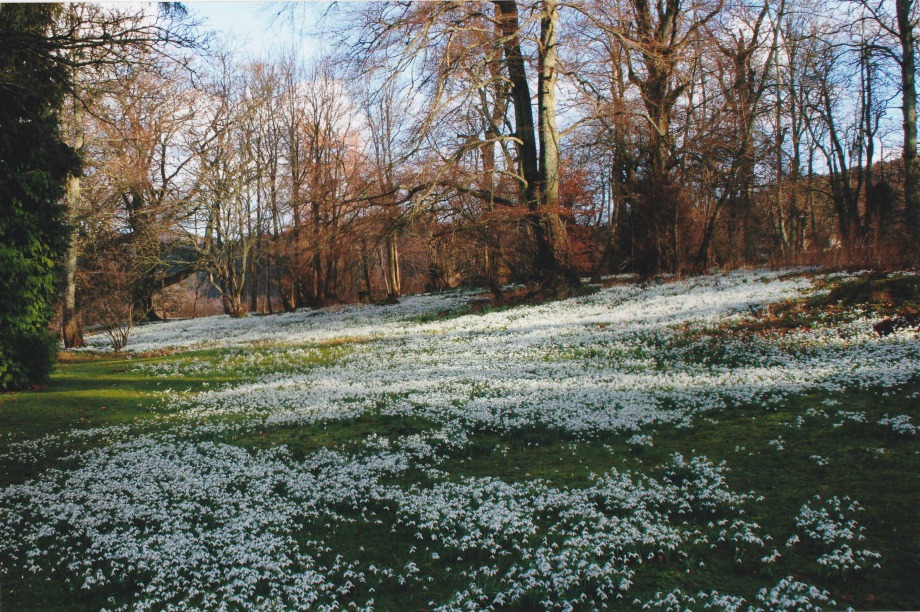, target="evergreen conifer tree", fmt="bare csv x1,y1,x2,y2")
0,4,79,390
